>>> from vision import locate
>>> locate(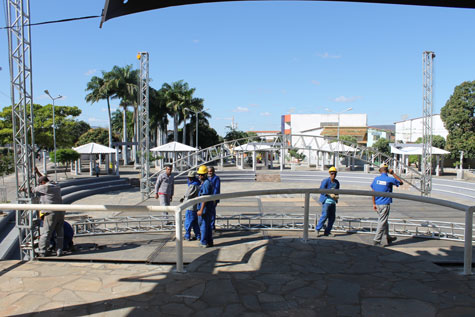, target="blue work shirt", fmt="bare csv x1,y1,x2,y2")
319,177,340,204
208,174,221,204
371,173,402,205
198,179,214,213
